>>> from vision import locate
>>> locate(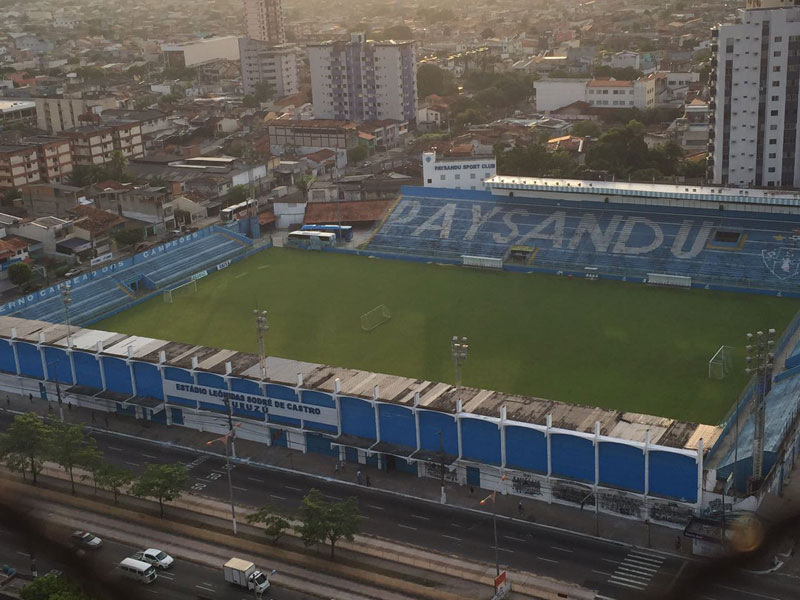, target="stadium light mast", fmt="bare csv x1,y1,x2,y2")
451,336,468,387
254,310,269,380
745,329,775,491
